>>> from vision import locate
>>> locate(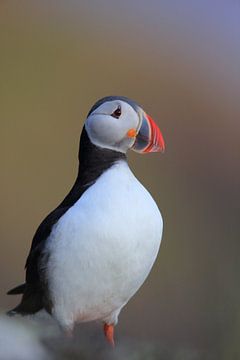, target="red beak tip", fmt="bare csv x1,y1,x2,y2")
160,140,165,153
146,113,165,154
